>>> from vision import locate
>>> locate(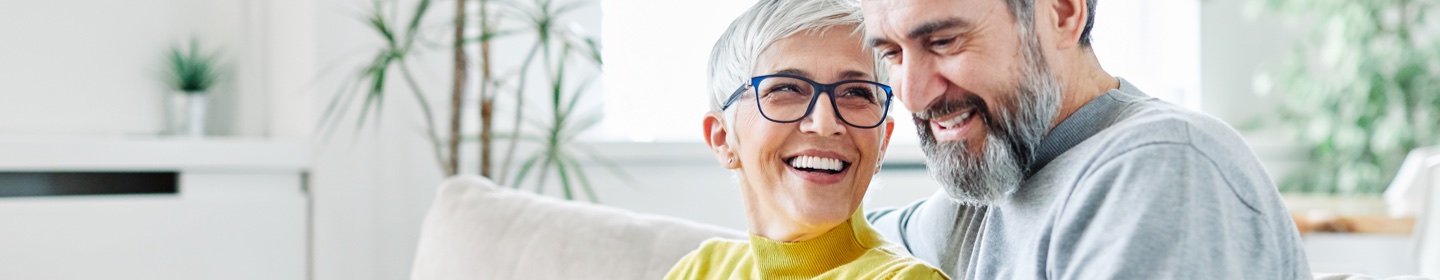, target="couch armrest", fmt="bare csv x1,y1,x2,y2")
411,175,743,280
